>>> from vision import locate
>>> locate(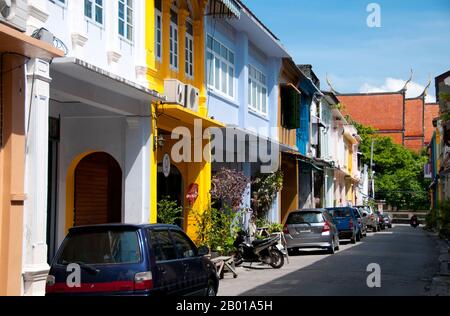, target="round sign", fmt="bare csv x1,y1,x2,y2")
162,154,171,178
